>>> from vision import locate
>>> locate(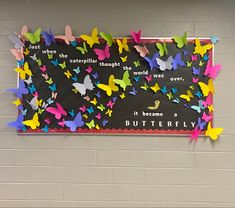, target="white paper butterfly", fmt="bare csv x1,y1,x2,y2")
156,56,173,71
27,96,38,110
72,75,94,96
